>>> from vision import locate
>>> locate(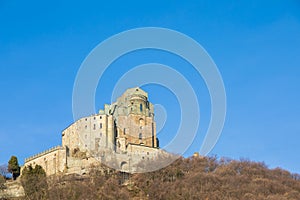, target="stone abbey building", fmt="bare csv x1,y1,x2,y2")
24,87,168,175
